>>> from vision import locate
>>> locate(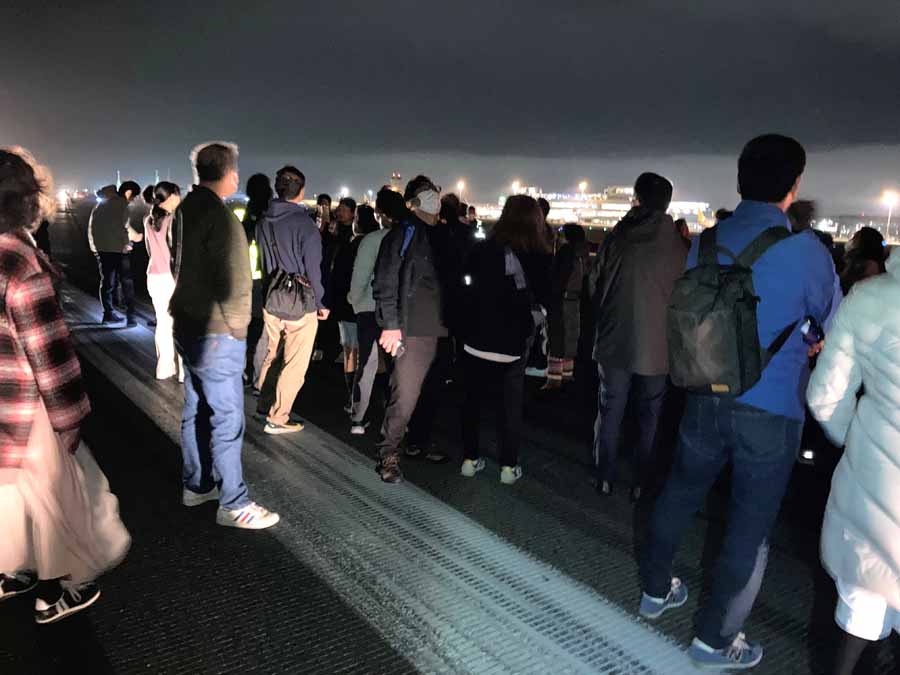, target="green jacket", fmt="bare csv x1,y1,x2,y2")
170,186,251,340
